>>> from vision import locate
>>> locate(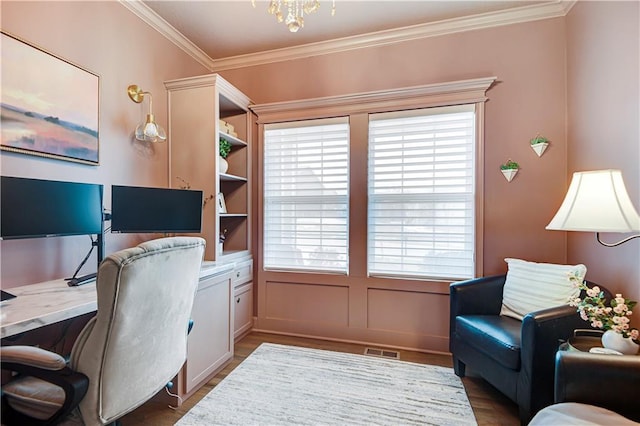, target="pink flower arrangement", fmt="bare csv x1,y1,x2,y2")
568,272,639,342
